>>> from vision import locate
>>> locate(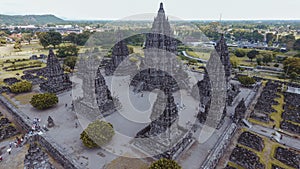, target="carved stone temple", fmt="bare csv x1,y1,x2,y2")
192,34,239,129
233,98,246,123
74,56,107,120
95,67,116,115
130,2,189,92
134,88,193,159
215,34,240,105
40,49,72,93
104,30,137,76
131,3,194,160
